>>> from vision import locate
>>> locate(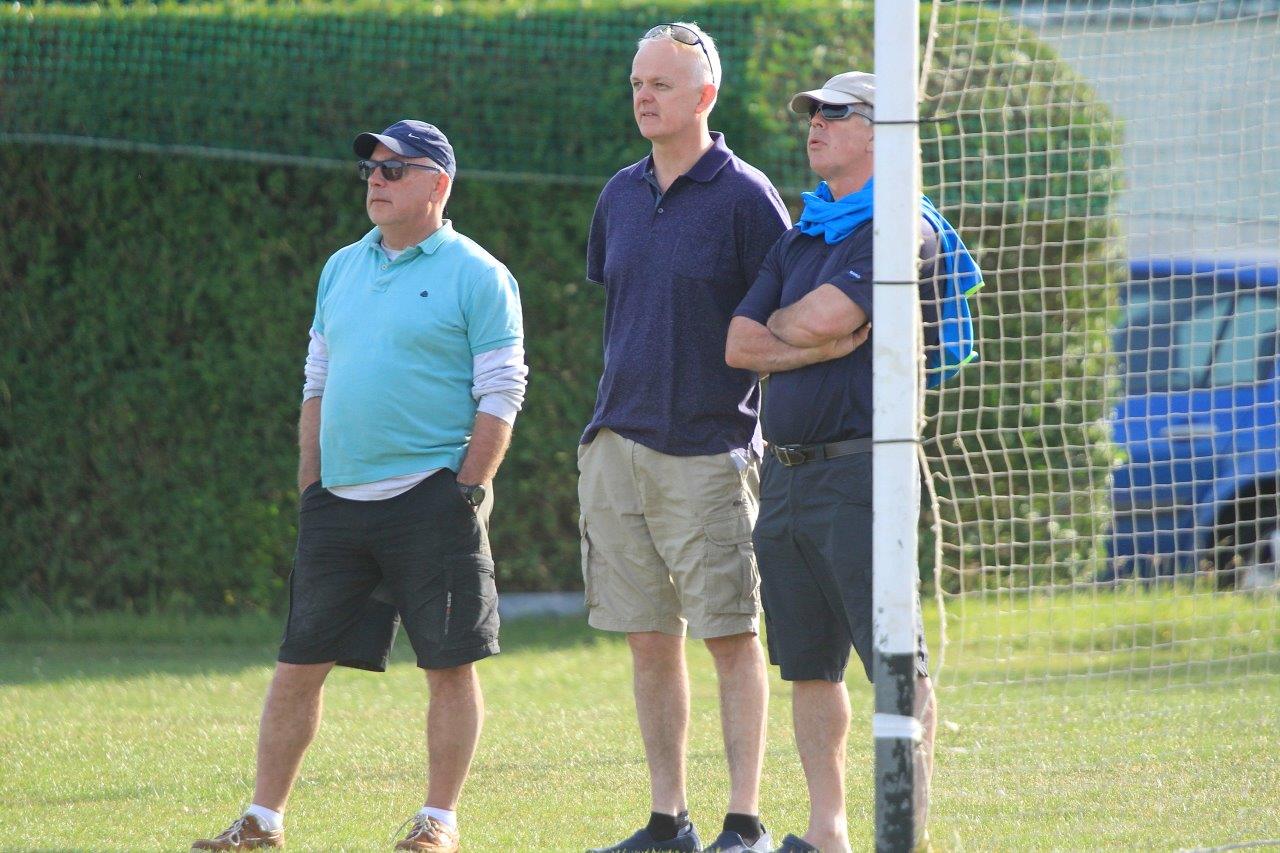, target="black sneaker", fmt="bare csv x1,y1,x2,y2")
587,823,702,852
768,835,820,853
702,828,773,852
